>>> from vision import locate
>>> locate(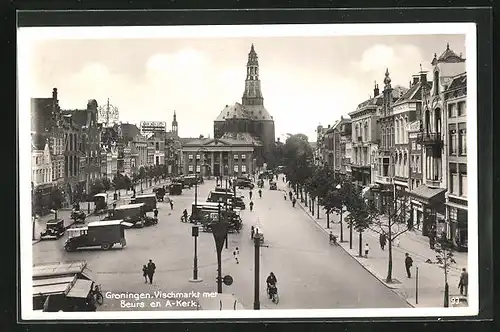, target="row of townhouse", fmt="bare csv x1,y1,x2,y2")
315,43,468,252
31,88,183,213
